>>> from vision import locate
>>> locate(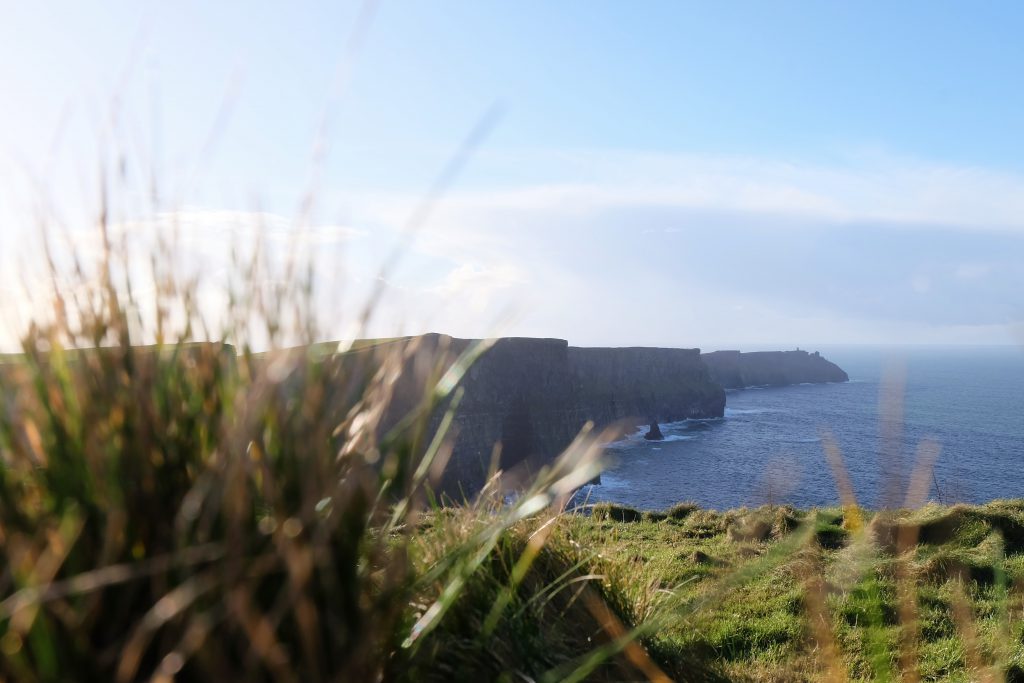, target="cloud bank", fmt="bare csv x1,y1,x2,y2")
4,149,1024,350
345,149,1024,347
